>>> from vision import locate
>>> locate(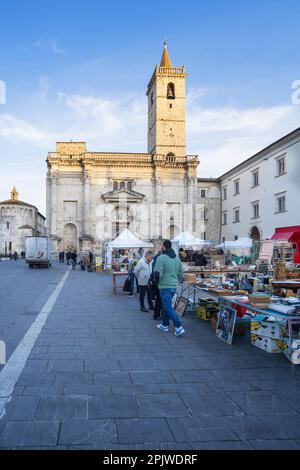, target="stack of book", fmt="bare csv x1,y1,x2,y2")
248,293,271,309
